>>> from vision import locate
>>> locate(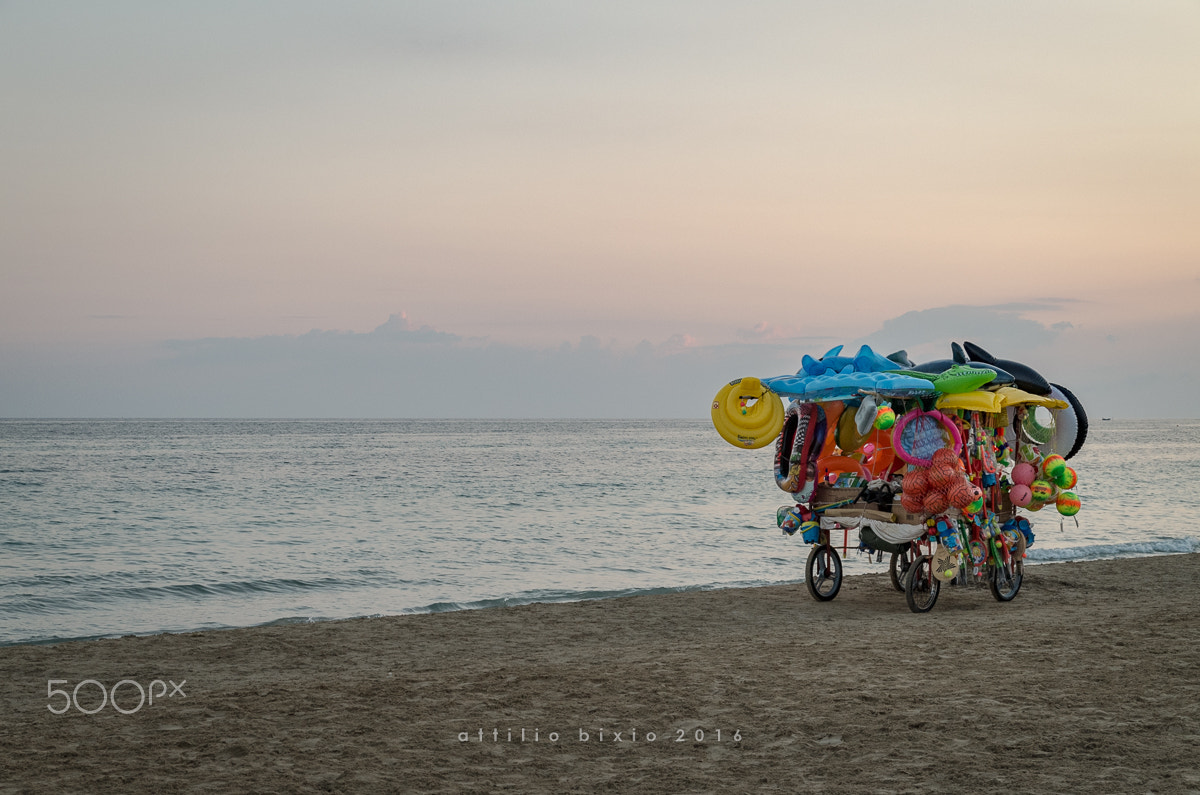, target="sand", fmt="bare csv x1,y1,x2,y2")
2,553,1199,794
